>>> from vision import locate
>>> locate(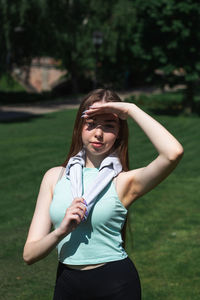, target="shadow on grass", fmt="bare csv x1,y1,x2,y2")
0,91,81,105
149,102,200,117
149,106,184,116
0,110,43,123
0,91,51,105
1,90,200,119
0,90,80,123
125,90,200,117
